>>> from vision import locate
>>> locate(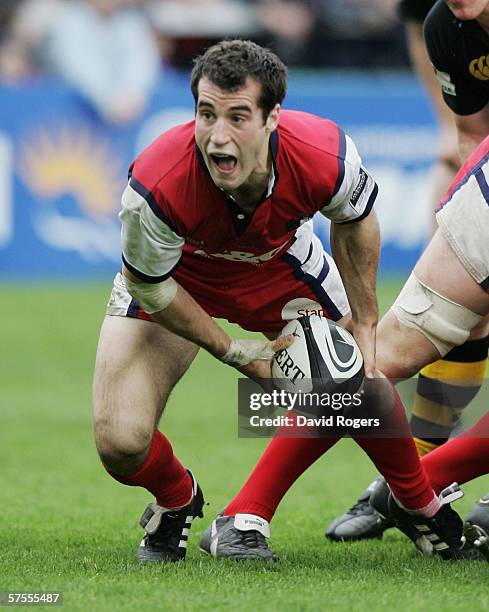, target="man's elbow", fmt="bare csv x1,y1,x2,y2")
127,277,178,314
122,264,142,284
